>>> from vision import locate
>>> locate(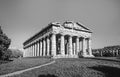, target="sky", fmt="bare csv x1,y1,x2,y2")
0,0,120,49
